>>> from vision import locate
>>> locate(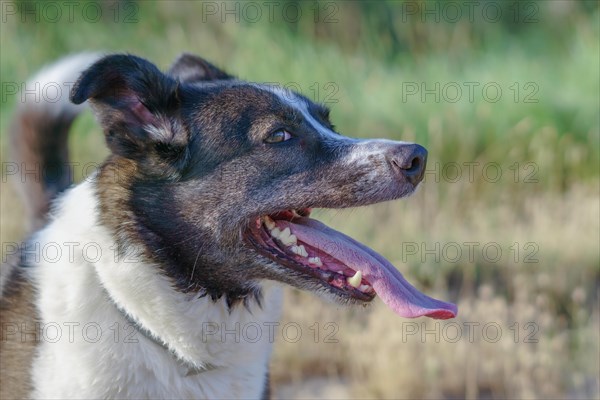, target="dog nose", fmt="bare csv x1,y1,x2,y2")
387,144,428,186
